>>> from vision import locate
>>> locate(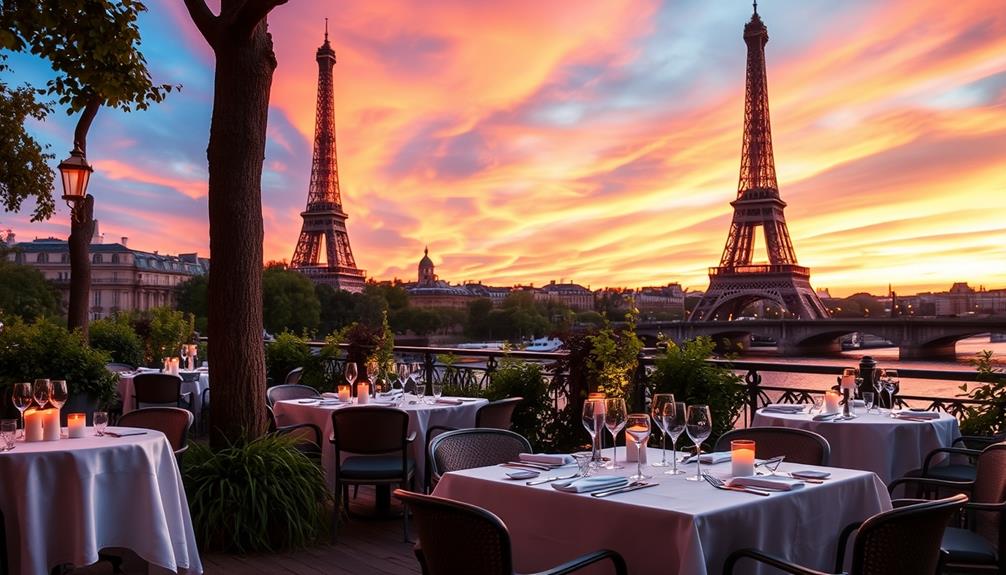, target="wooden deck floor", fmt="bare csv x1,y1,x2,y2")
73,486,421,575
